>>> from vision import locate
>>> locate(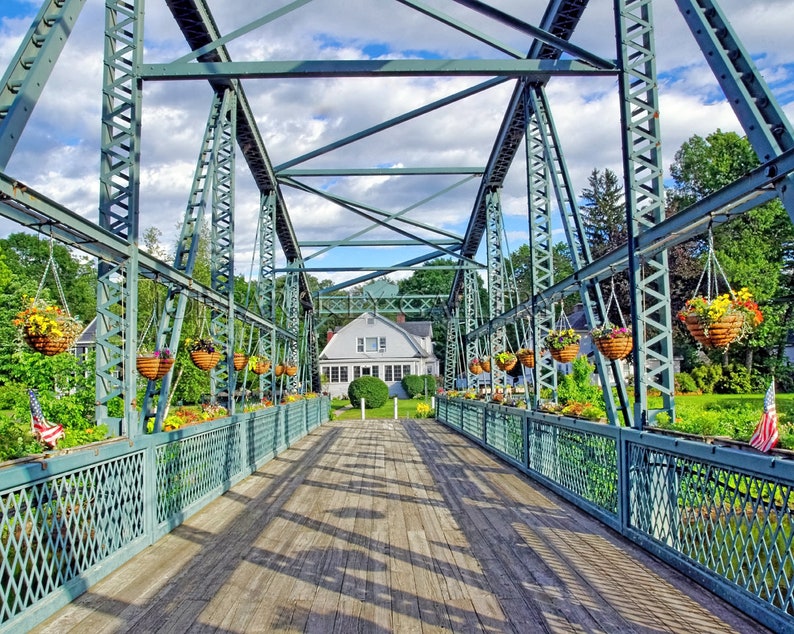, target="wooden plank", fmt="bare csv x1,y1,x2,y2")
30,419,771,634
